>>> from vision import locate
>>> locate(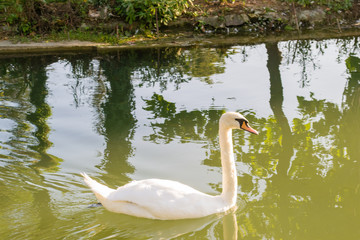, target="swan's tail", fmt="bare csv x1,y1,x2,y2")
81,172,114,200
